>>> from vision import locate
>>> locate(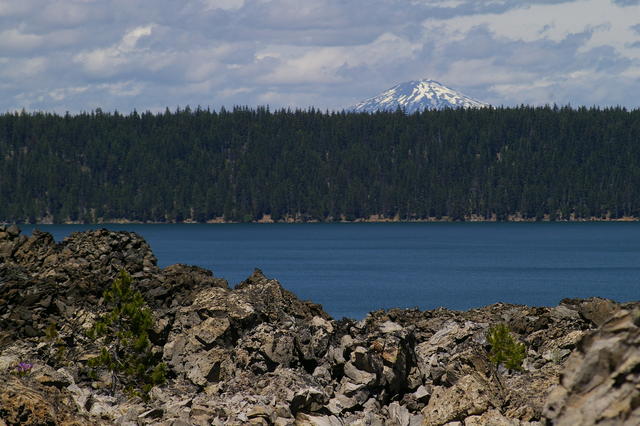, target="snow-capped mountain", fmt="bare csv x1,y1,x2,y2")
348,79,489,113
